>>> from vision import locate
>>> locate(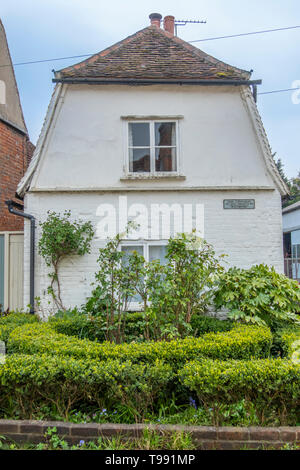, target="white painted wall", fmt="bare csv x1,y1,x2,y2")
22,83,285,315
24,189,283,313
30,85,275,191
